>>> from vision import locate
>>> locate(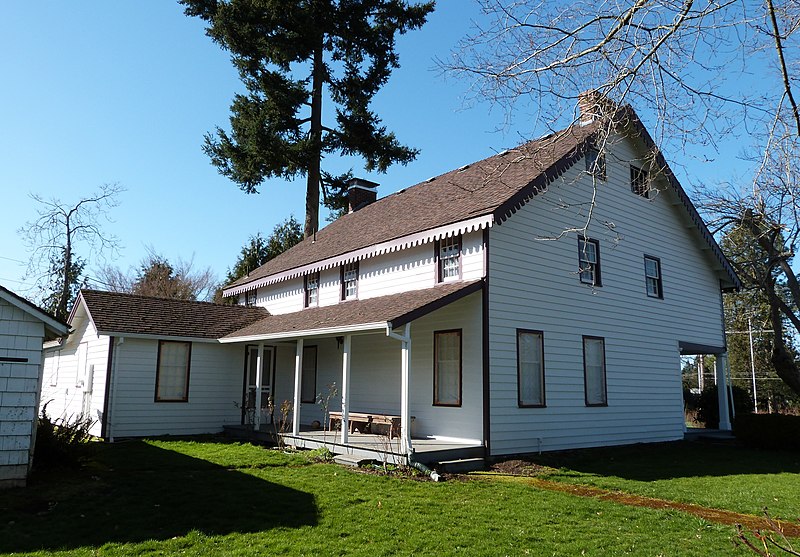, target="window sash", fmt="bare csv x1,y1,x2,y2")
156,341,191,402
645,257,662,298
301,346,317,403
578,238,600,285
438,235,461,281
583,337,607,406
517,330,545,407
434,330,461,406
305,273,319,307
630,165,650,197
342,263,358,300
